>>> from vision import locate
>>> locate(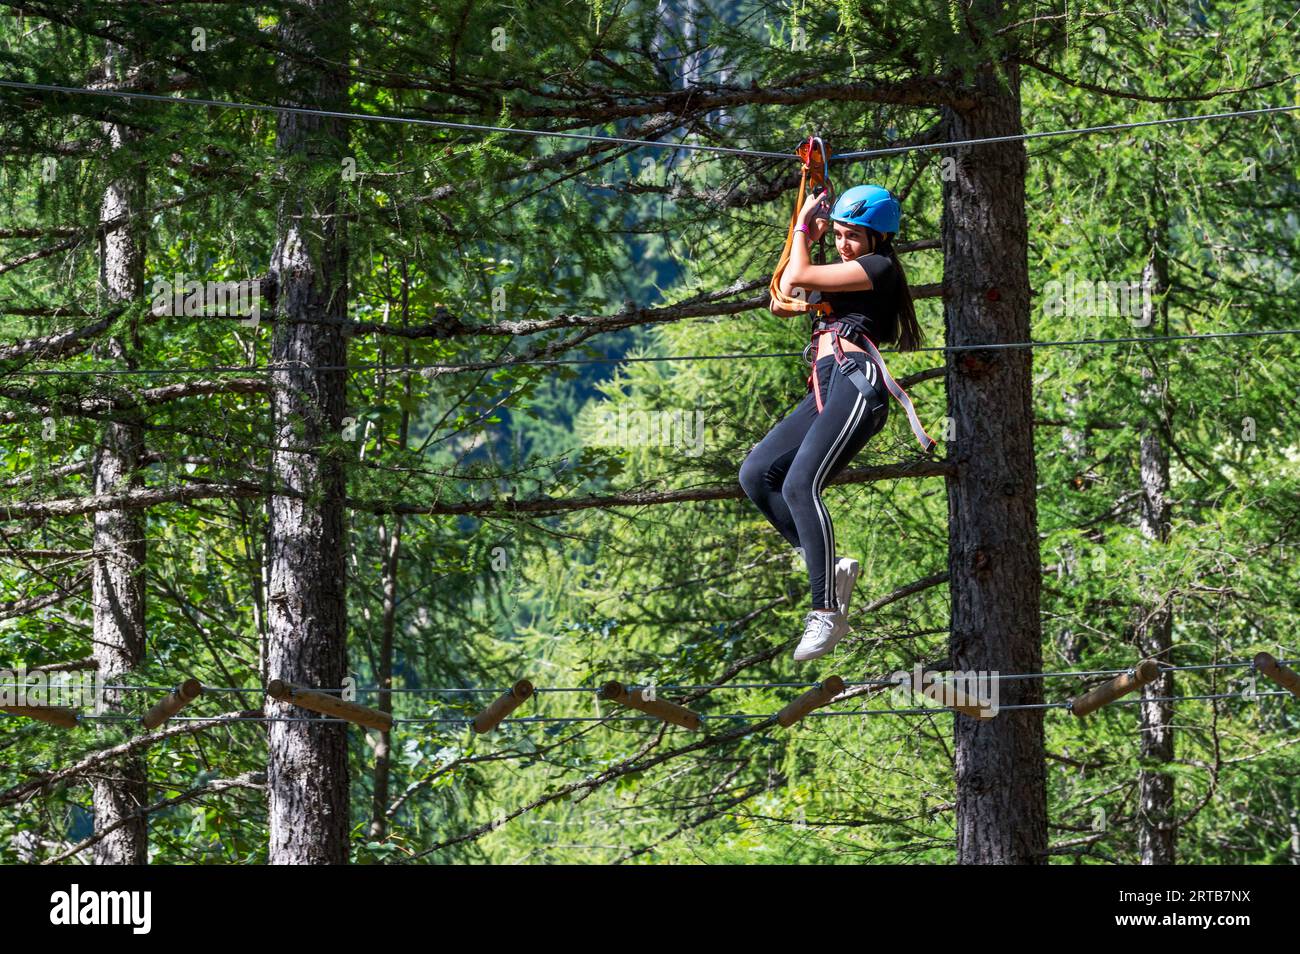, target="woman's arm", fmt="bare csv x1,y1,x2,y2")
782,193,875,293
